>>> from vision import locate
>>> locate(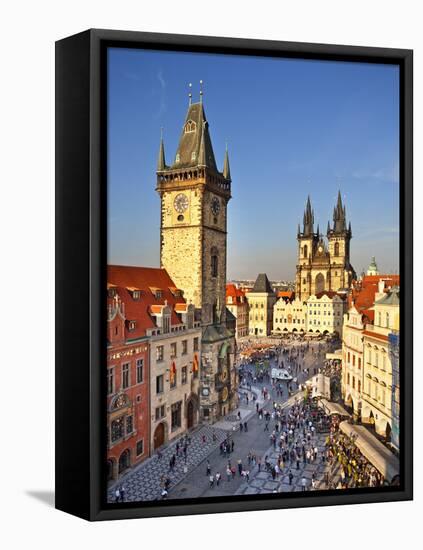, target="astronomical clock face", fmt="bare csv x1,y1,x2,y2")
174,193,189,213
211,196,220,216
